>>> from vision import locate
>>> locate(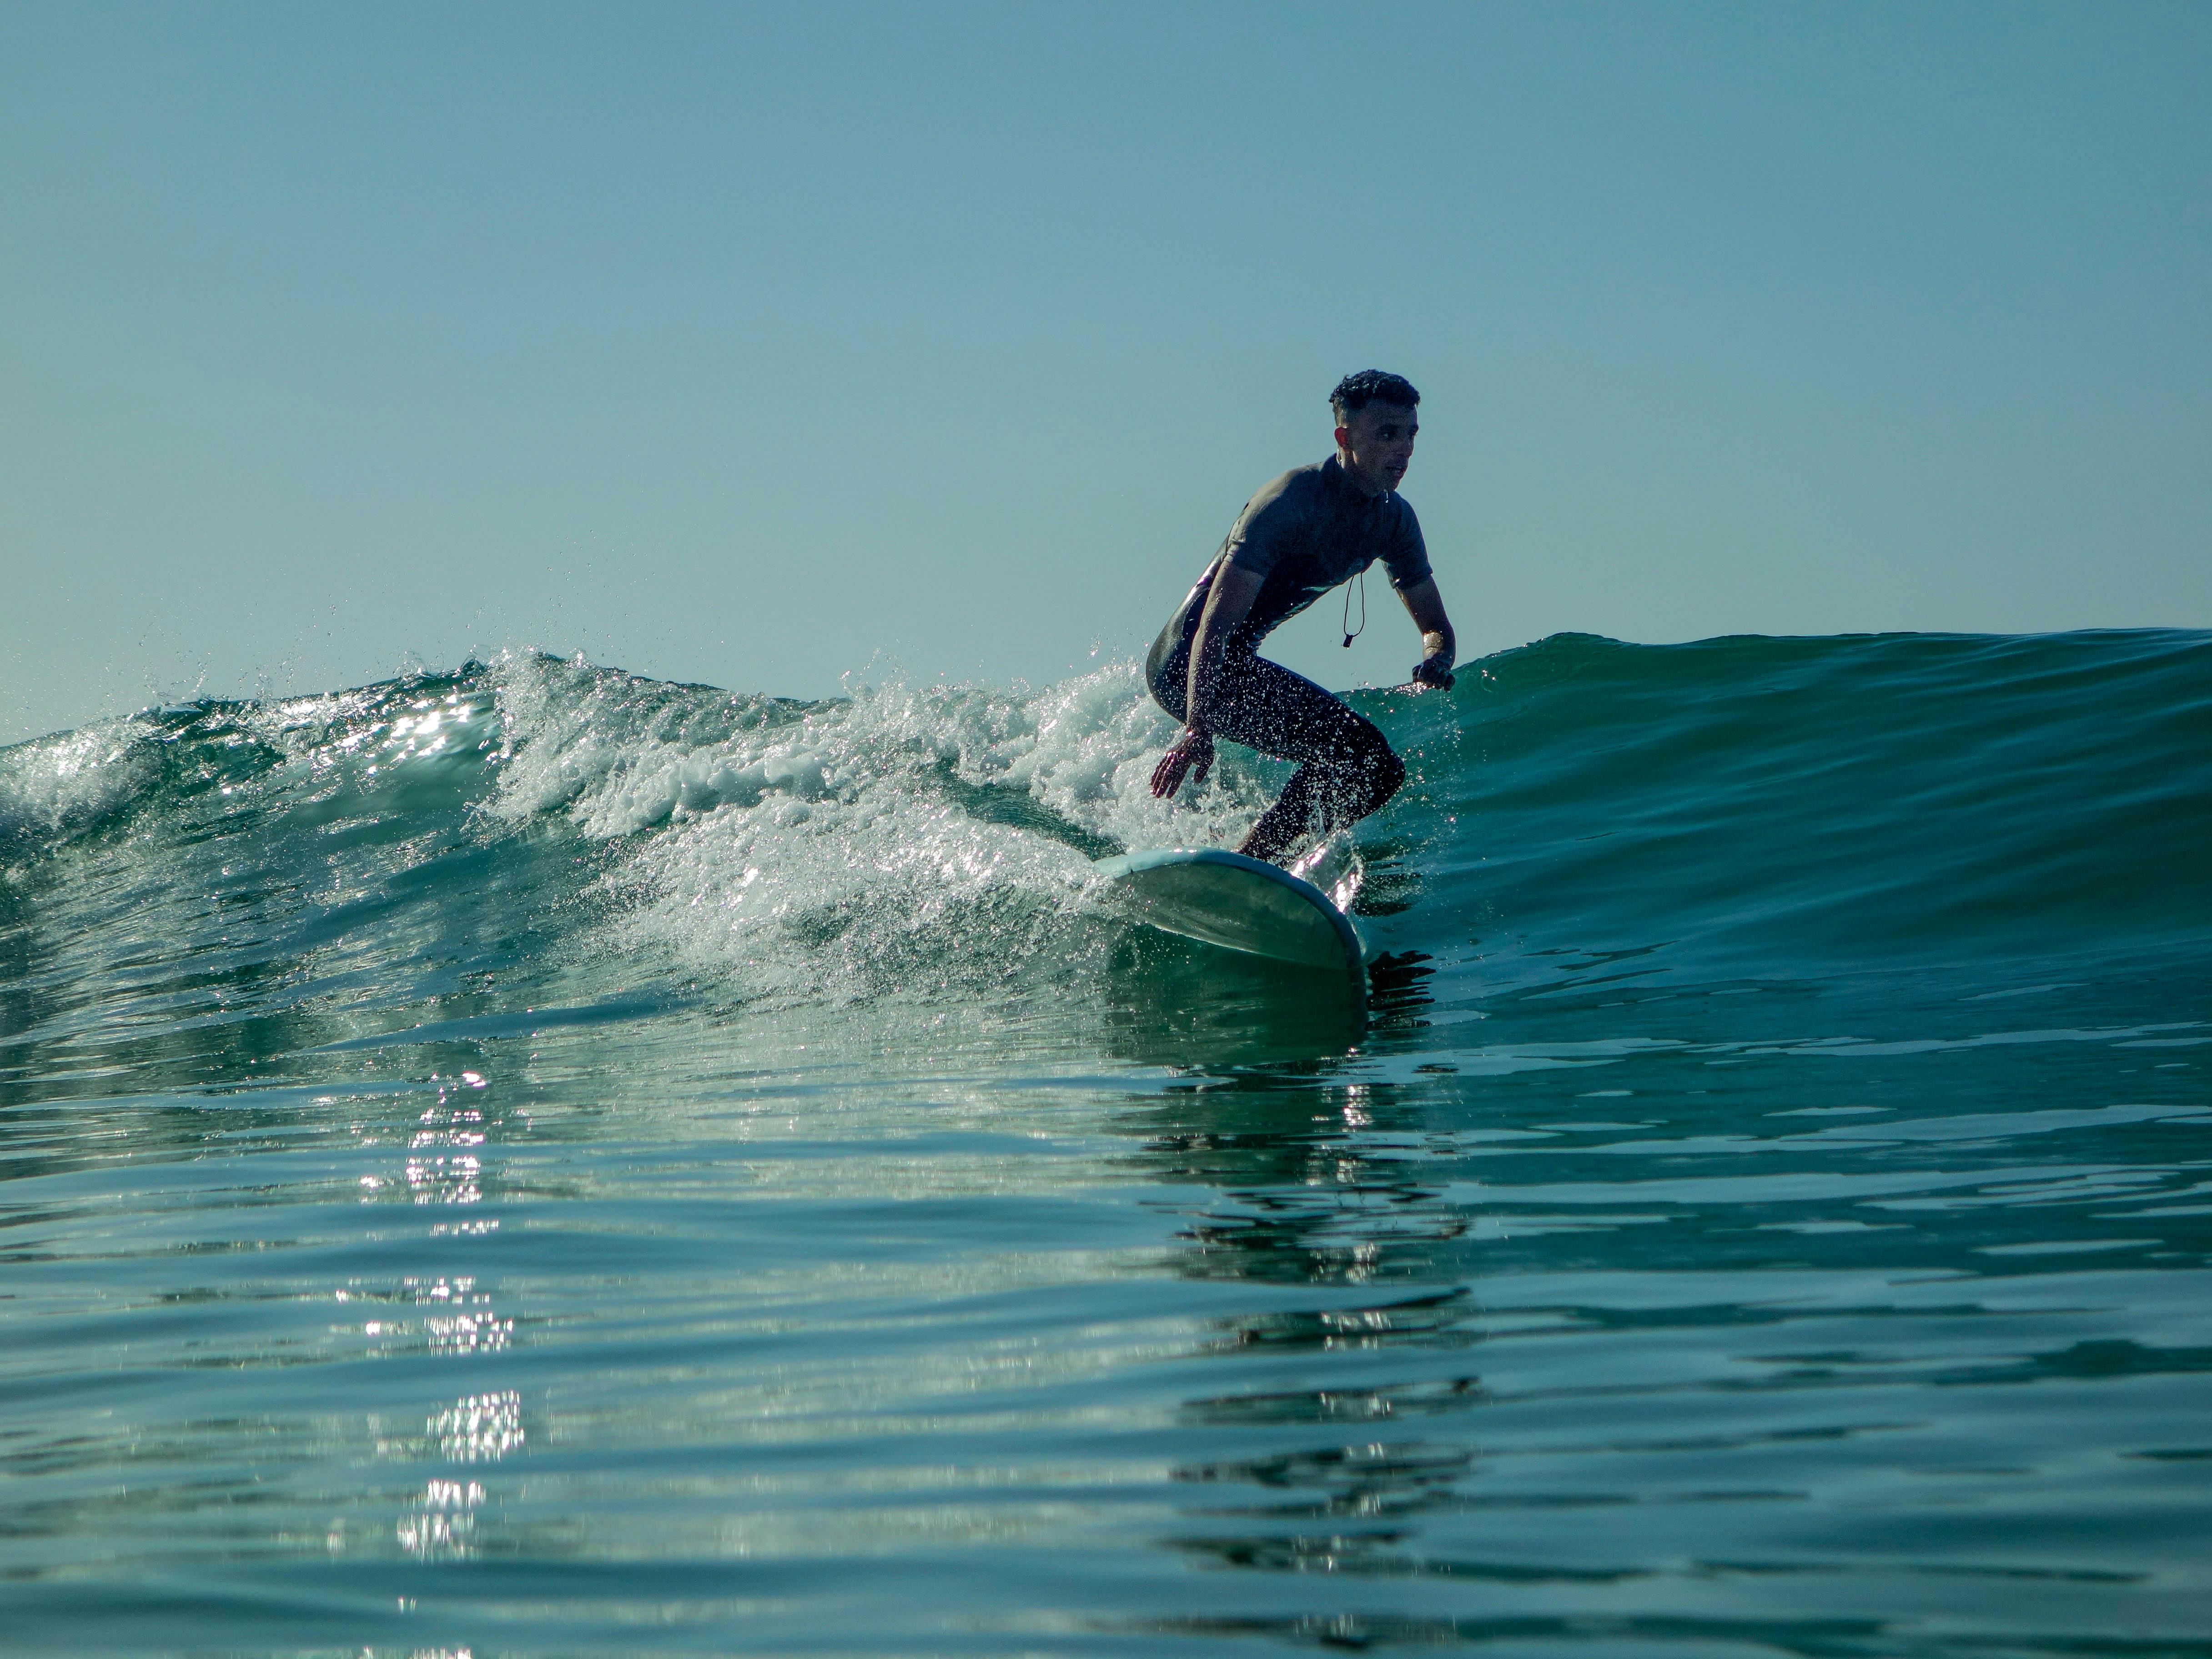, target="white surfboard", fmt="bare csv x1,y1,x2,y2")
1091,847,1366,979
